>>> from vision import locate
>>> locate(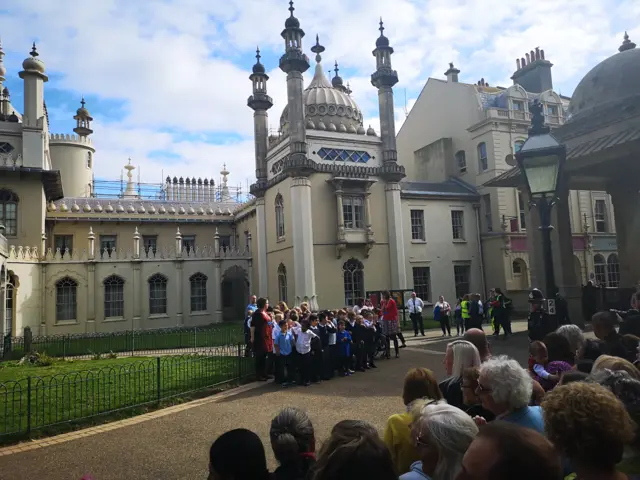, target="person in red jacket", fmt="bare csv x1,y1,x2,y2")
381,291,405,359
